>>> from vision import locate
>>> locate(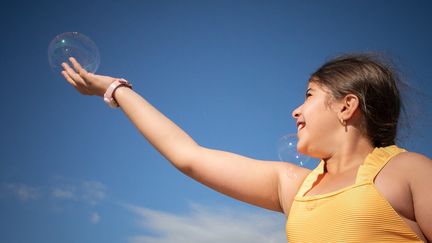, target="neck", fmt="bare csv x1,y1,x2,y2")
323,136,374,175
